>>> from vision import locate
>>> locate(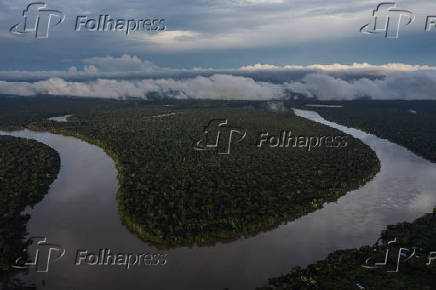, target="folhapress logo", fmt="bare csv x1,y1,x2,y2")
10,2,65,39
362,237,436,273
360,2,415,38
12,237,65,272
9,2,167,39
193,120,348,155
194,119,247,155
